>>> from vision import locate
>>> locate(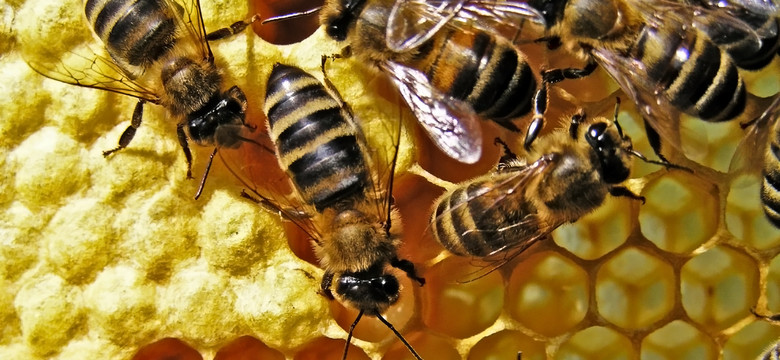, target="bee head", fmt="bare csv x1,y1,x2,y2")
527,0,566,29
187,86,248,148
322,0,366,41
336,263,400,315
585,121,631,184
